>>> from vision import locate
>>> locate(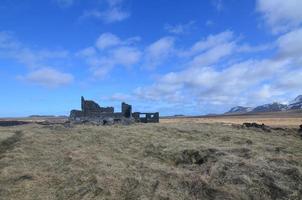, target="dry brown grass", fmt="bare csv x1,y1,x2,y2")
0,121,302,199
161,112,302,128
